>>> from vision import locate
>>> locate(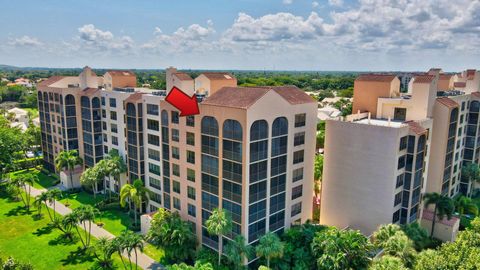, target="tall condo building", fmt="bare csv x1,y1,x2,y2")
37,67,317,260
320,68,480,236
